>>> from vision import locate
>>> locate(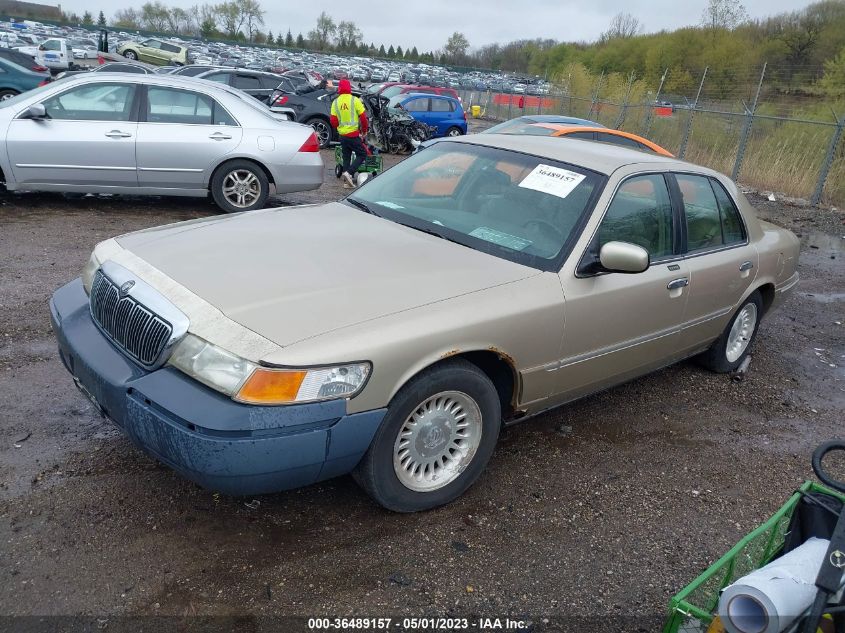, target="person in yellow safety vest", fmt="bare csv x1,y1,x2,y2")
329,78,369,189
